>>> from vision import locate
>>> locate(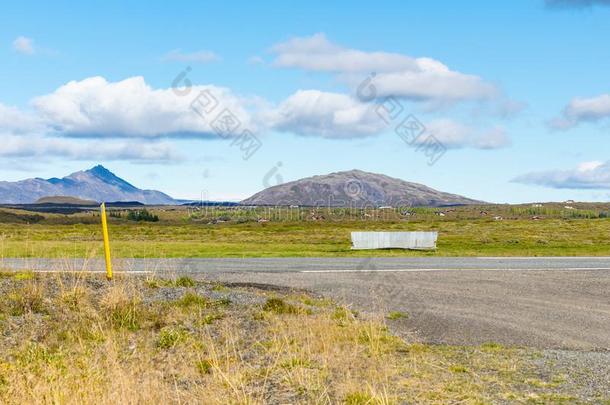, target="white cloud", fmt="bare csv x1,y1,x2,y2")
513,160,610,189
472,127,511,149
0,134,180,162
33,76,257,138
369,66,497,103
565,94,610,120
1,73,509,162
551,93,610,129
426,119,510,150
577,160,604,171
0,103,43,134
271,33,498,103
264,89,510,148
12,36,34,54
266,90,385,138
1,90,182,162
162,49,219,63
272,33,418,73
